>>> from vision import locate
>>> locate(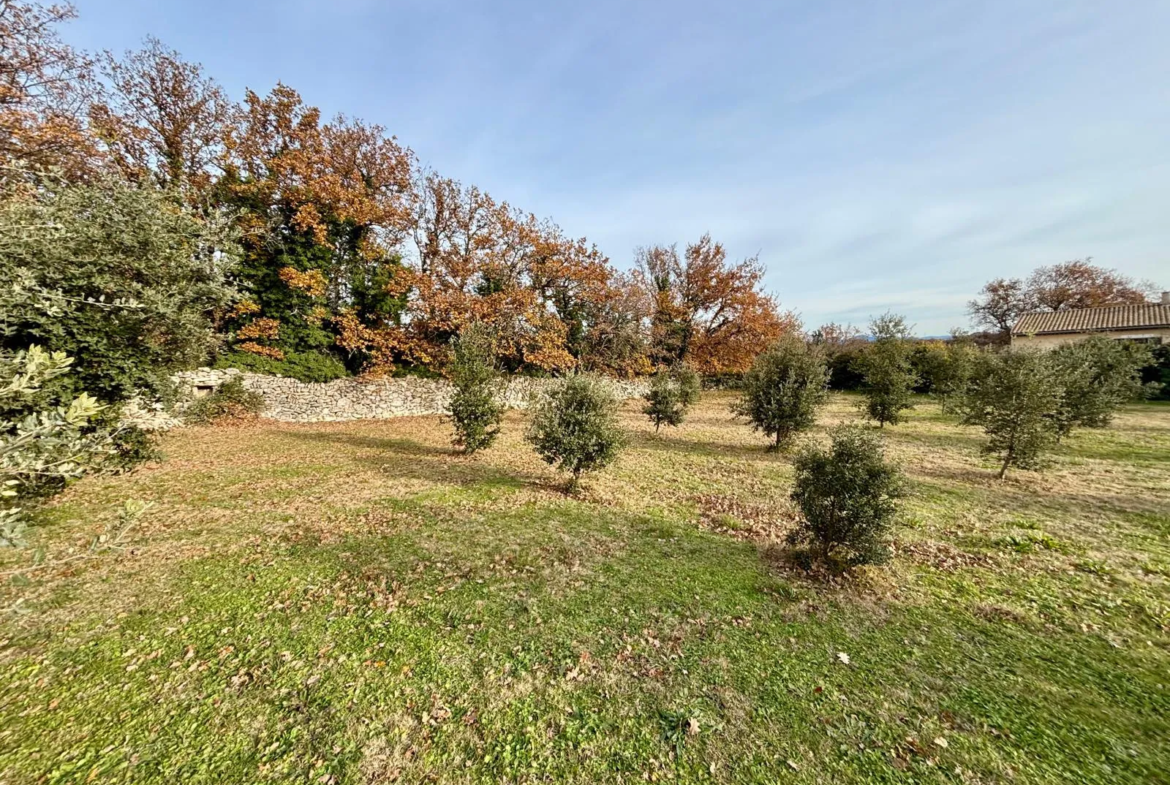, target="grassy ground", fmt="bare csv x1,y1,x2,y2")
1,392,1167,784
